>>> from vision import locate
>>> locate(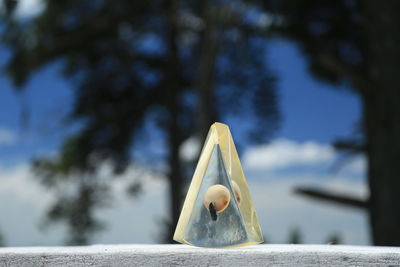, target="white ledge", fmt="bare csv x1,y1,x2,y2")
1,244,400,266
